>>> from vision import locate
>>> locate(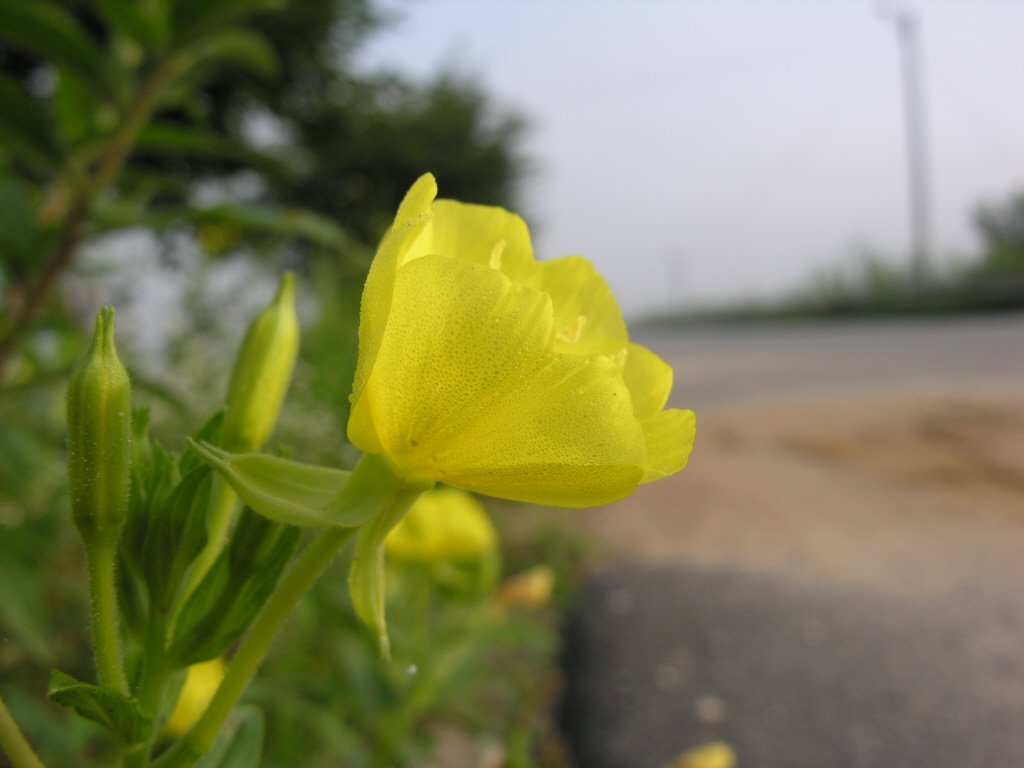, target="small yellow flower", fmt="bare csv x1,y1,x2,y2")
163,658,225,738
498,564,556,608
384,487,497,563
348,174,695,508
668,741,737,768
